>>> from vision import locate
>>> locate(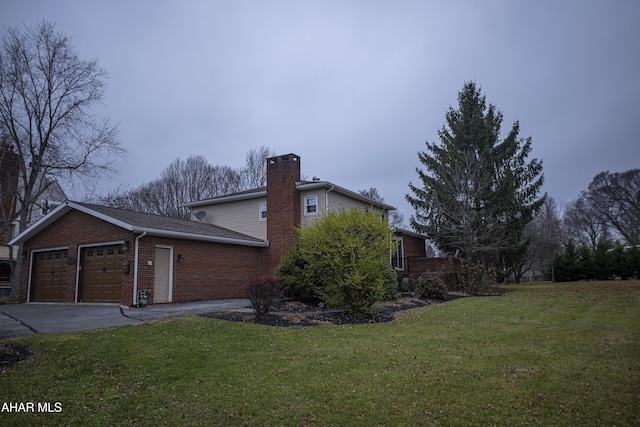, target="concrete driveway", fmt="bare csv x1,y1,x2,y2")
0,299,251,339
